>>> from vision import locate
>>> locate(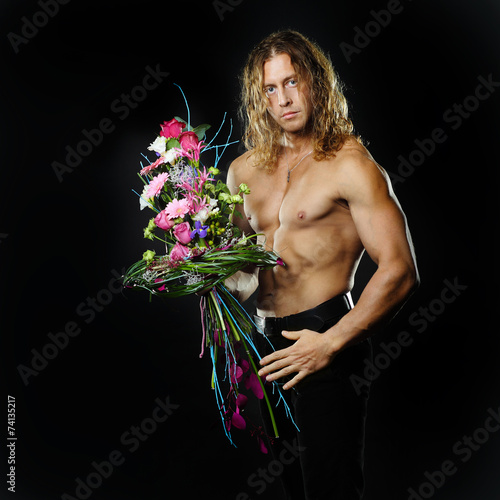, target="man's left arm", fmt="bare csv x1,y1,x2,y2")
327,153,419,348
259,152,419,389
